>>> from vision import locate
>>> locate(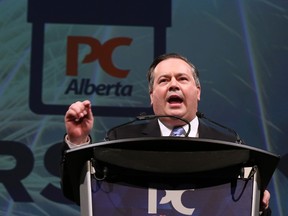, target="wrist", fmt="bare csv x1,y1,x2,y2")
65,135,90,148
